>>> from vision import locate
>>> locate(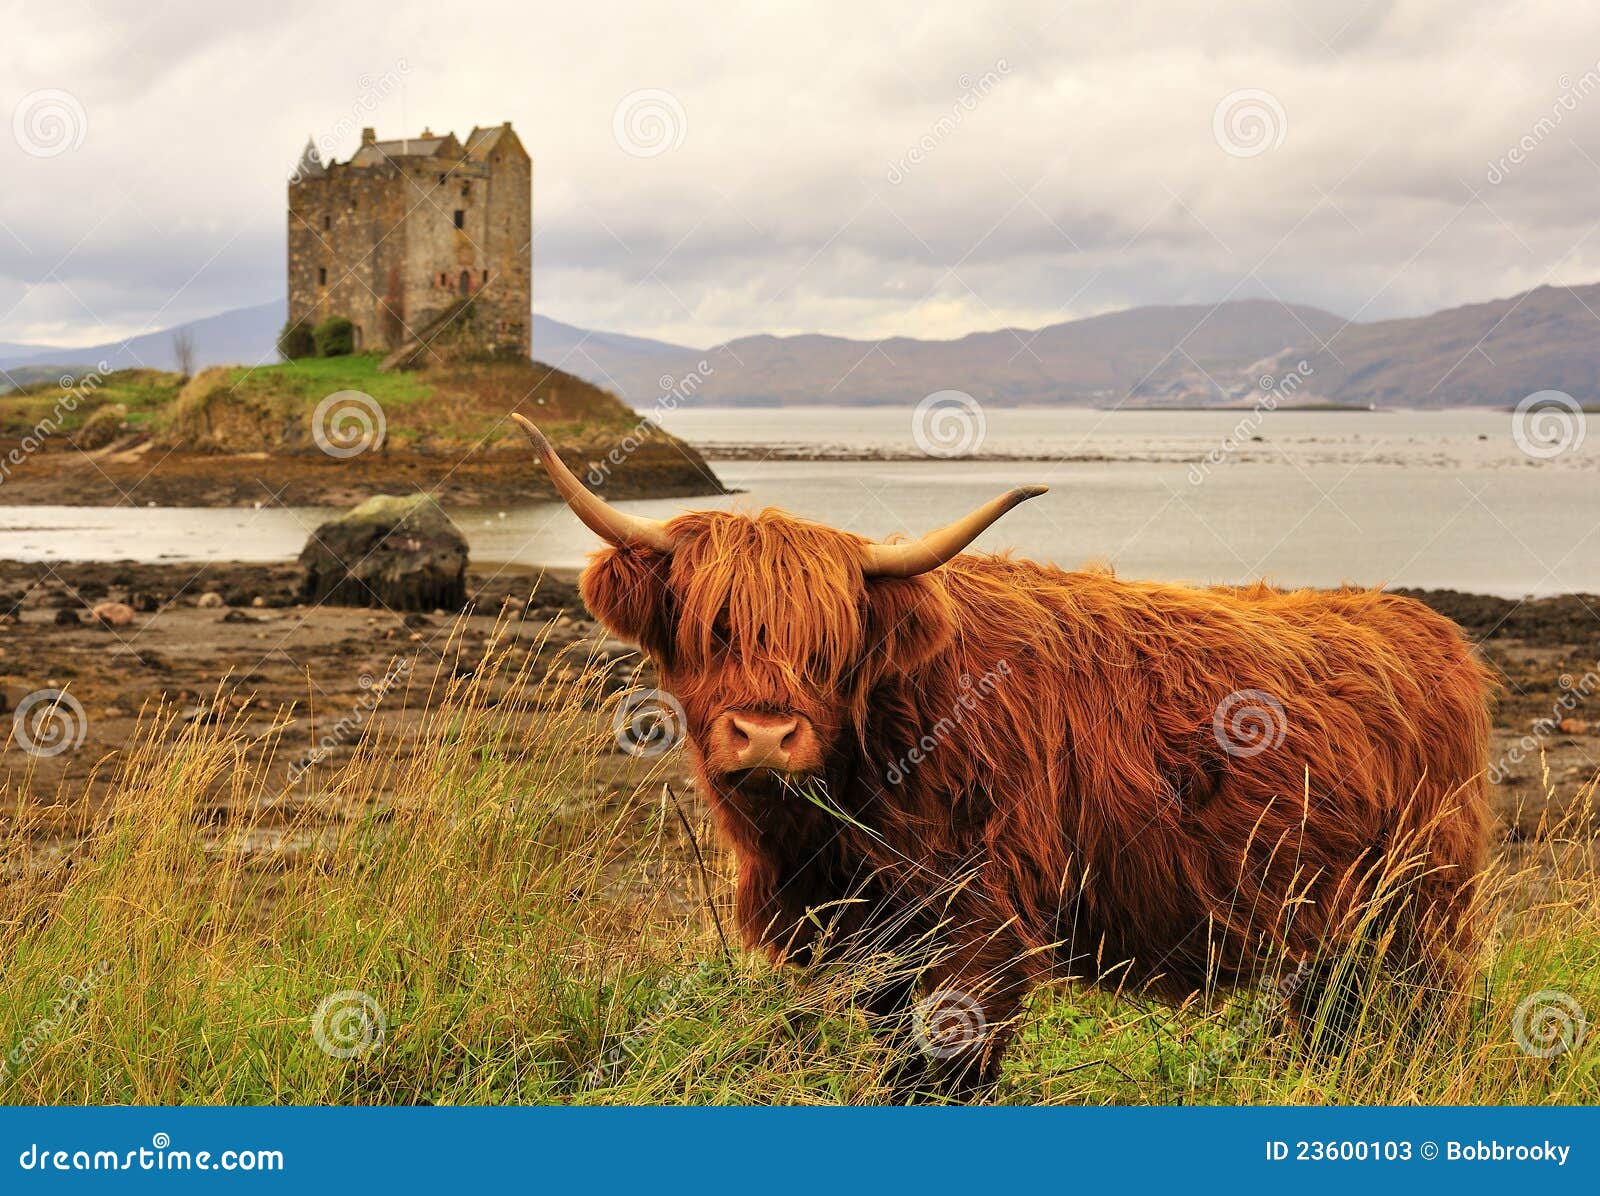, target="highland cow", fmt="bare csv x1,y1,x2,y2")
513,414,1494,1099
